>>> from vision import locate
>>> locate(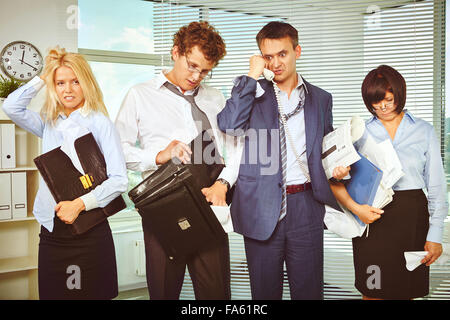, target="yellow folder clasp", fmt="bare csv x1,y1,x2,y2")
79,174,94,189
